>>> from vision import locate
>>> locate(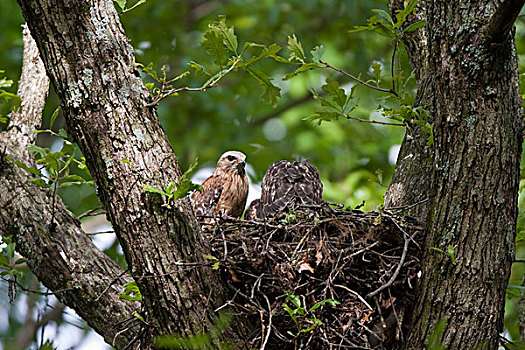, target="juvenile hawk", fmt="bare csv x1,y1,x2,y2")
191,151,249,221
246,160,323,221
